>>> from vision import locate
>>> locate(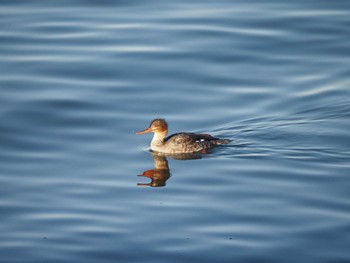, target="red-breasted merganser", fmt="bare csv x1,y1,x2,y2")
136,118,230,154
